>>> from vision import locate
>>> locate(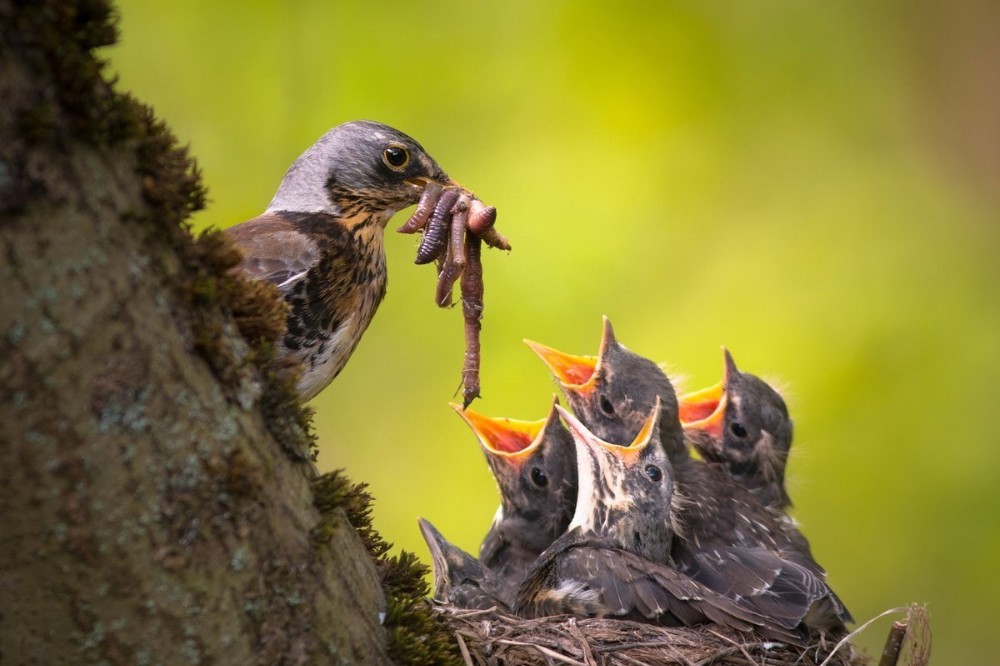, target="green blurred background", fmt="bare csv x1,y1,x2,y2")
109,1,999,662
